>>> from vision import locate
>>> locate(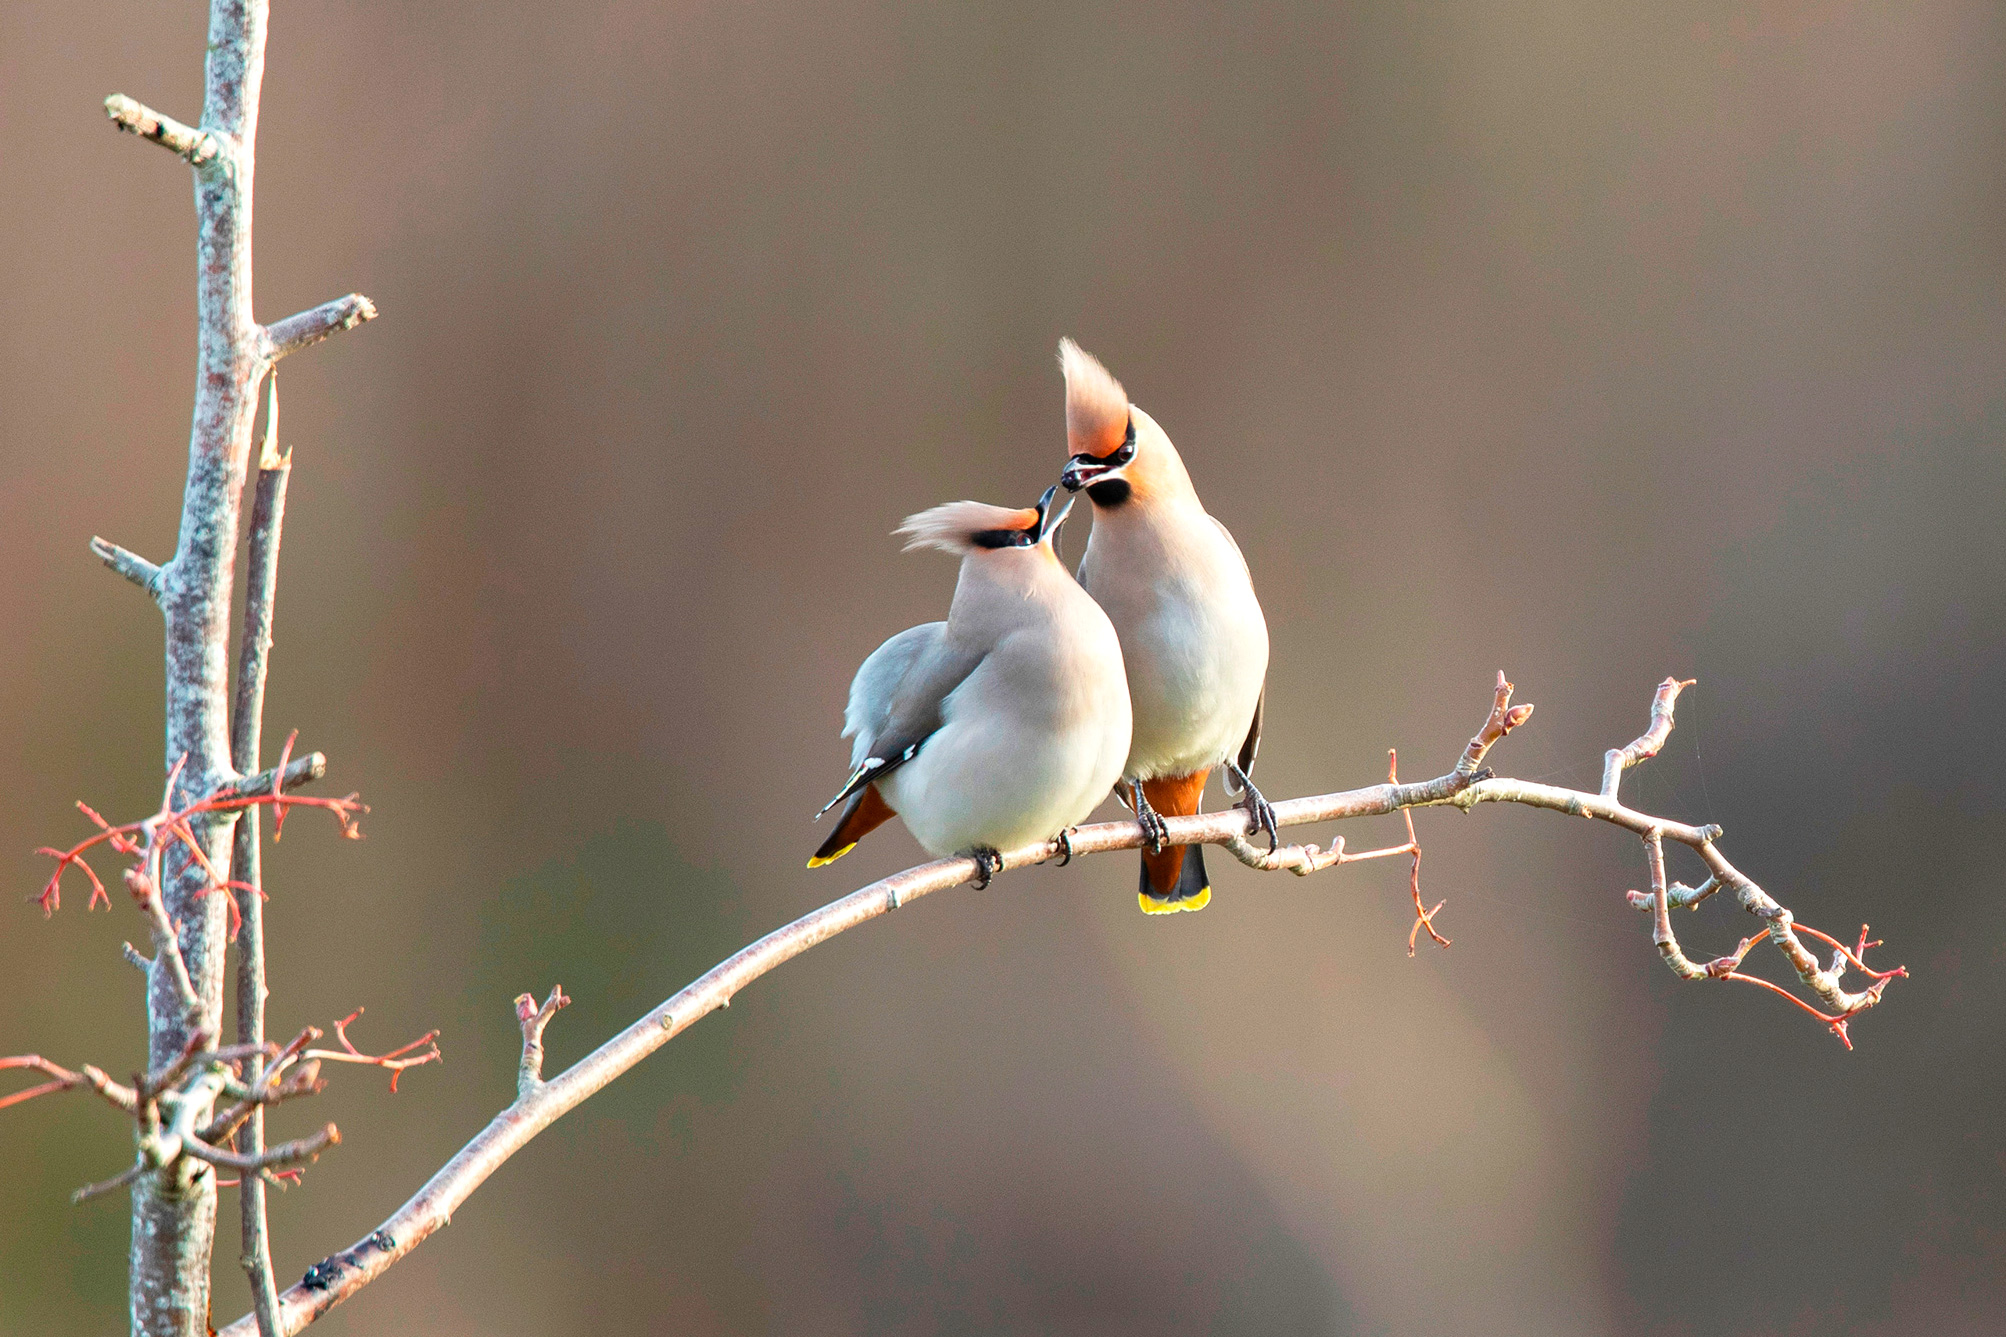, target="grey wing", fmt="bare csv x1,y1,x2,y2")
819,622,981,816
844,623,944,764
